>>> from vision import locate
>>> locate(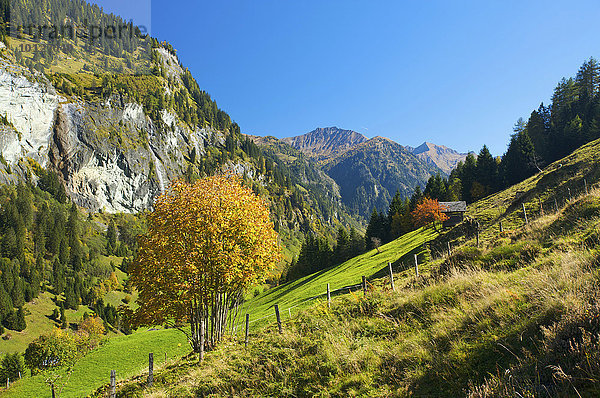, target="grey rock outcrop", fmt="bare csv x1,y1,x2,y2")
0,58,218,213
